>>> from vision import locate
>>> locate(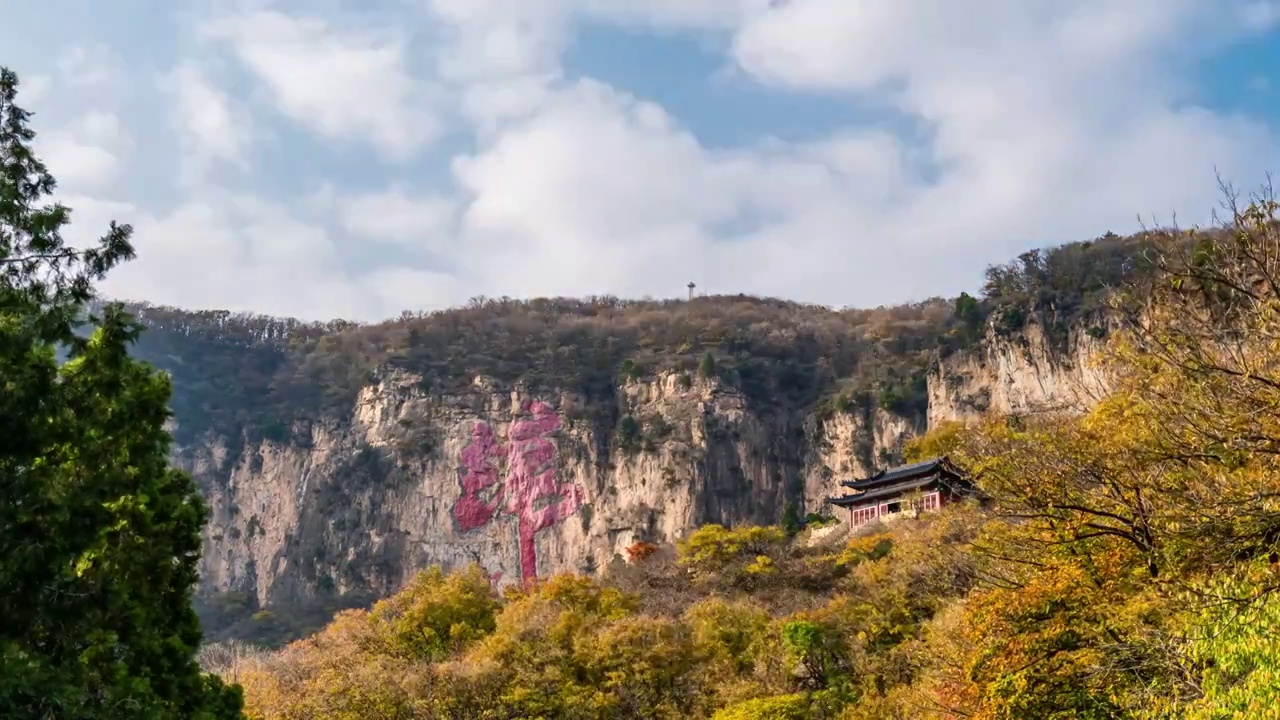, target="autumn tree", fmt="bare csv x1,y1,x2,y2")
0,67,242,718
884,184,1280,718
